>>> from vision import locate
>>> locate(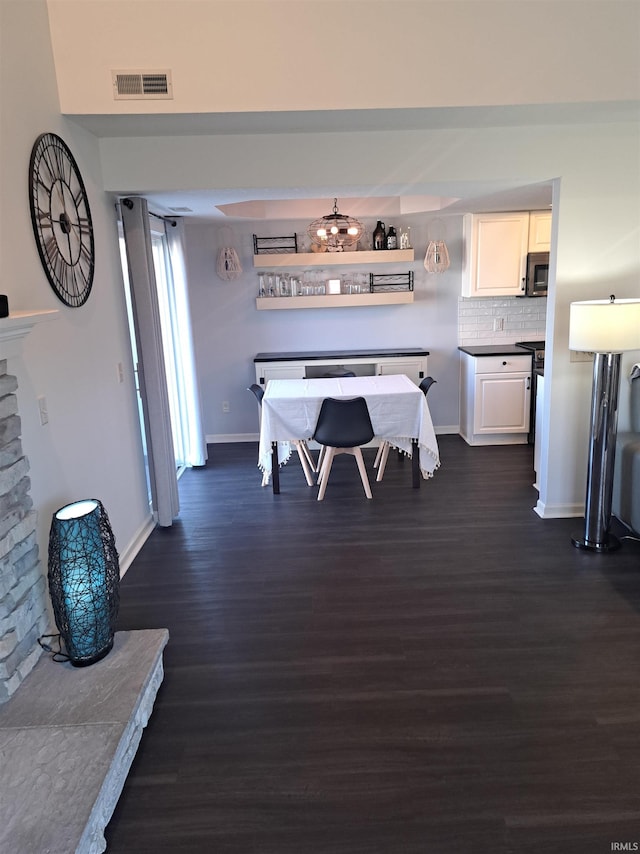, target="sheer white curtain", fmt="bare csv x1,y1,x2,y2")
165,219,207,467
121,197,179,527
